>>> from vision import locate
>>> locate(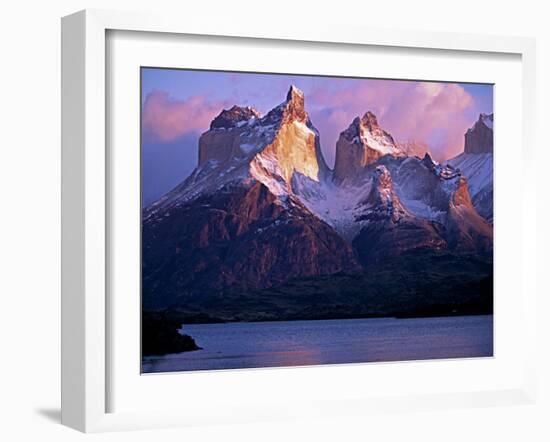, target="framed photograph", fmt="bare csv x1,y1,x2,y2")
140,69,495,374
61,9,537,432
